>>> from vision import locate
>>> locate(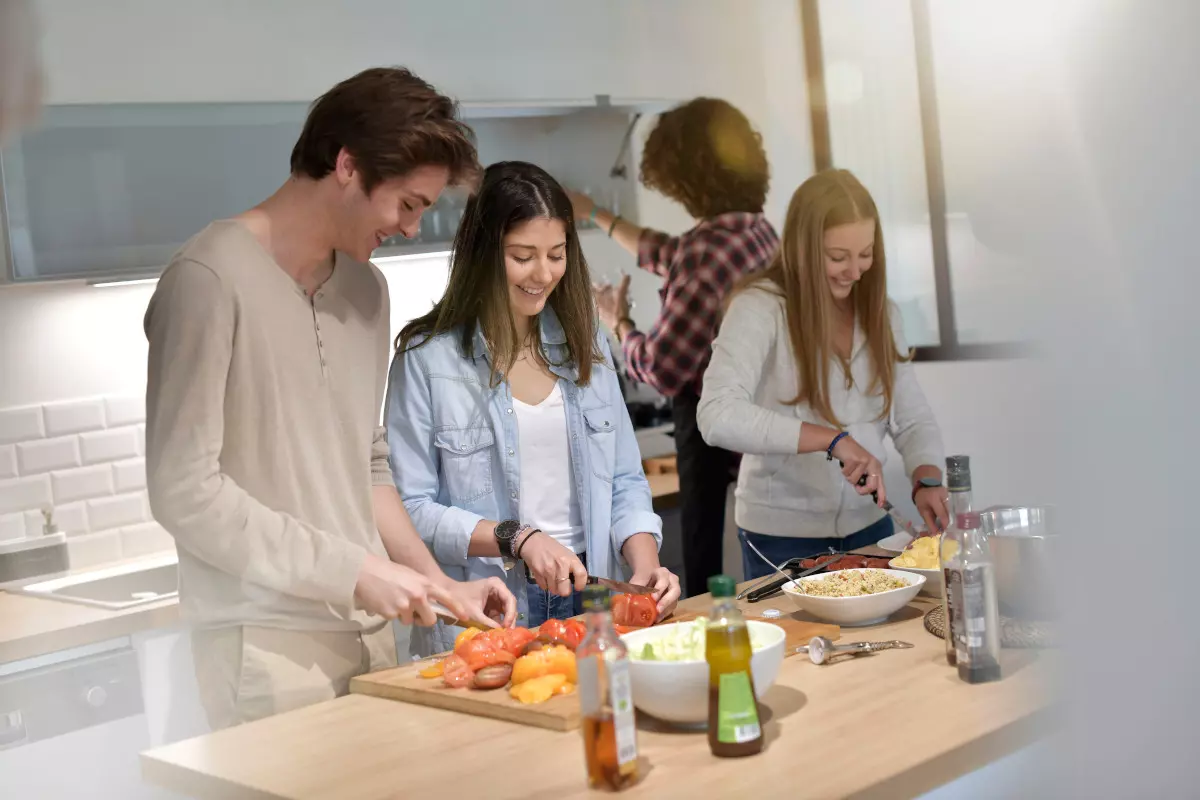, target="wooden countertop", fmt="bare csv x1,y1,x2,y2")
140,582,1054,800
